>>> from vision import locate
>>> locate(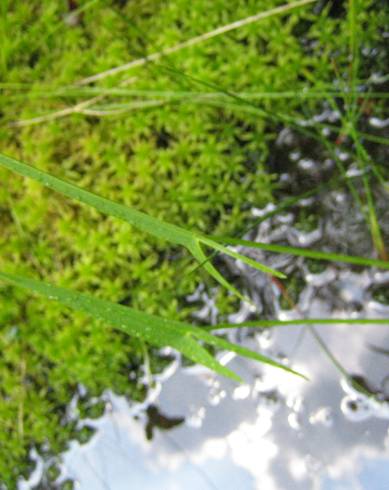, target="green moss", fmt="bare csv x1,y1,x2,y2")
371,286,389,306
58,481,75,490
305,258,327,274
294,208,320,233
279,271,306,310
